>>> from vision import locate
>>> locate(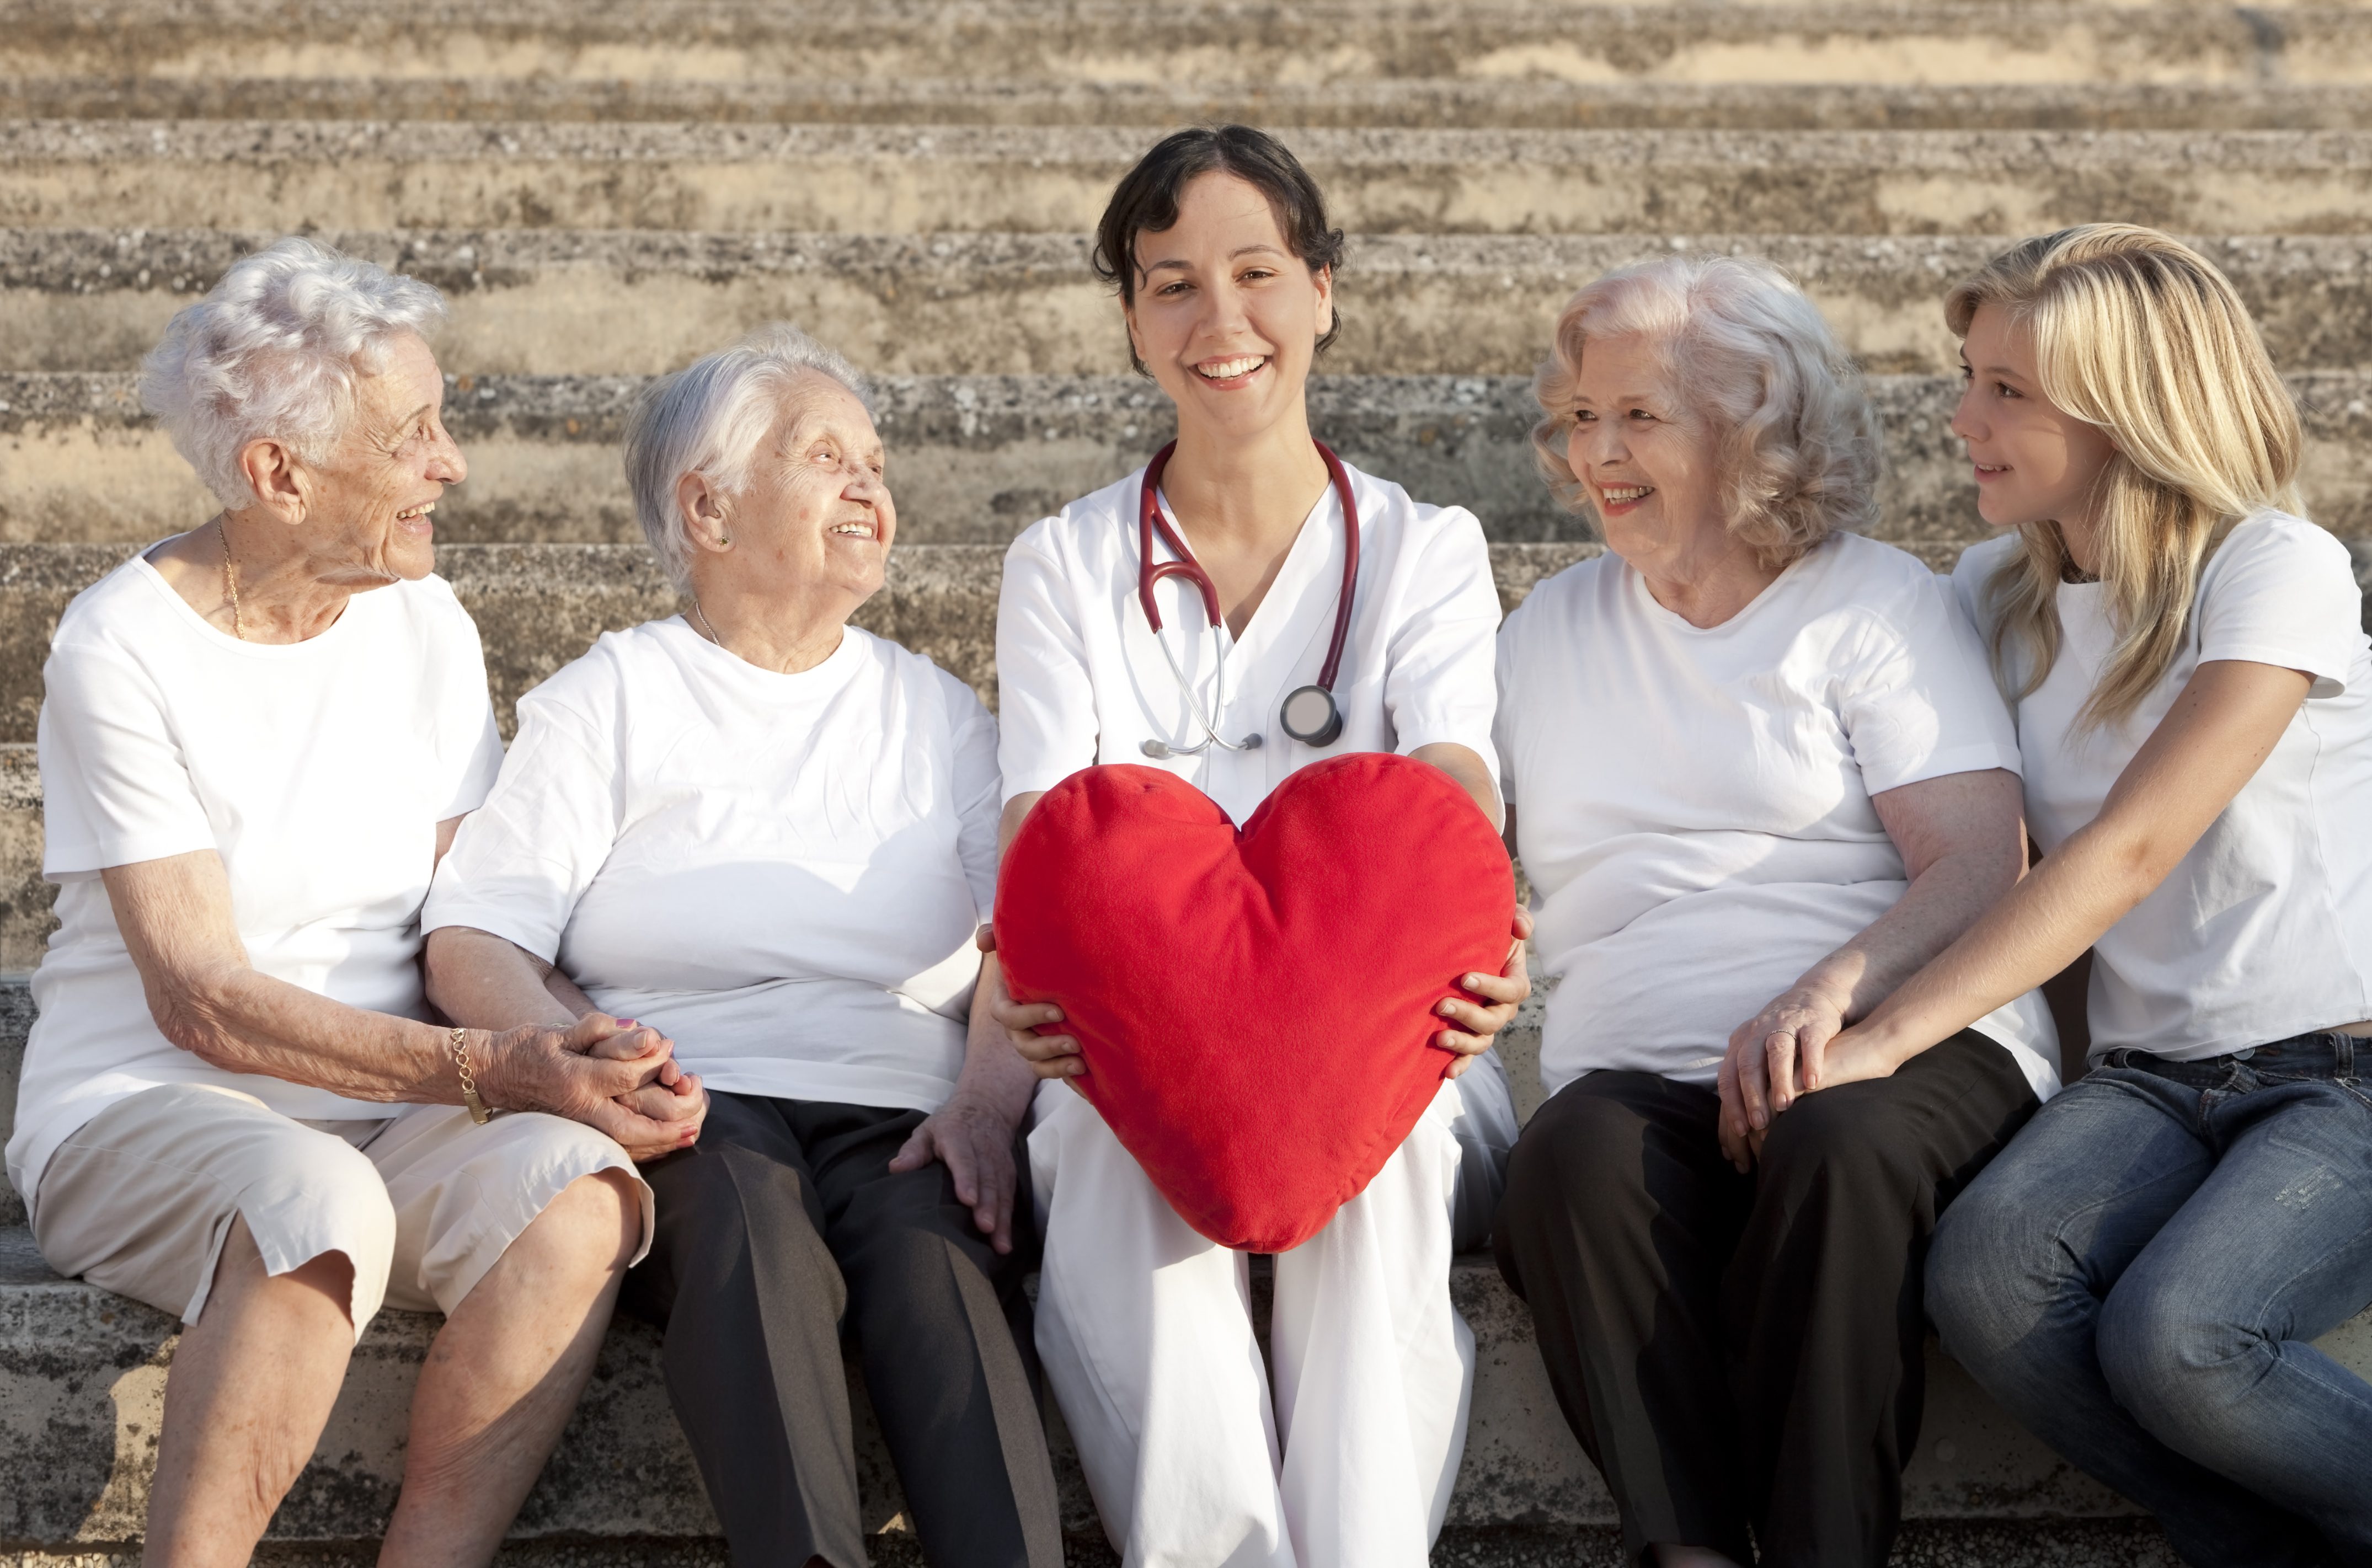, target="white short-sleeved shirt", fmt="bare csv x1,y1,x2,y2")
996,462,1502,825
1954,513,2372,1062
10,549,505,1217
1498,532,2060,1101
425,620,1001,1113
